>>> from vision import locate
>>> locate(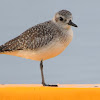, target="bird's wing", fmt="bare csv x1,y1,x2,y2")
0,21,60,53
